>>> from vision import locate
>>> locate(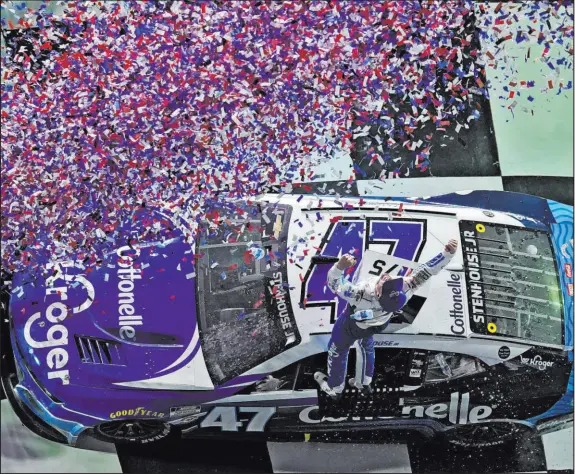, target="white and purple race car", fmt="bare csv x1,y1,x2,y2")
1,190,573,447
